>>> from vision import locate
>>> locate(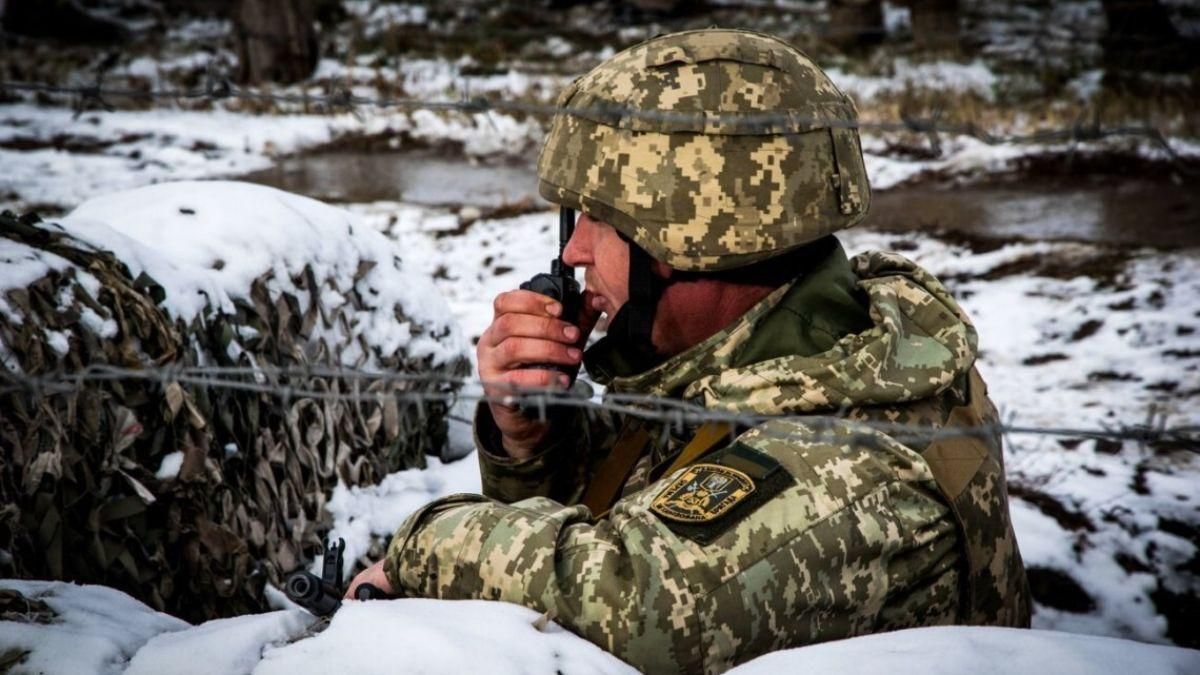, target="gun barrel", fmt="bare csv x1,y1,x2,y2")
284,570,342,617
